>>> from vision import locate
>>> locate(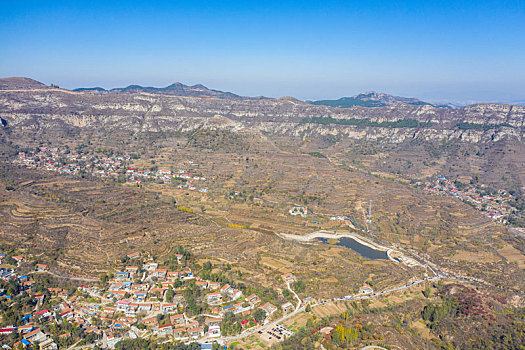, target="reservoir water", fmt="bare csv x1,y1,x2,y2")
319,237,389,260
